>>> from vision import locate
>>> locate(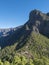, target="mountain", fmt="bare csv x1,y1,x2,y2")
0,9,49,48
0,26,22,37
0,9,49,64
